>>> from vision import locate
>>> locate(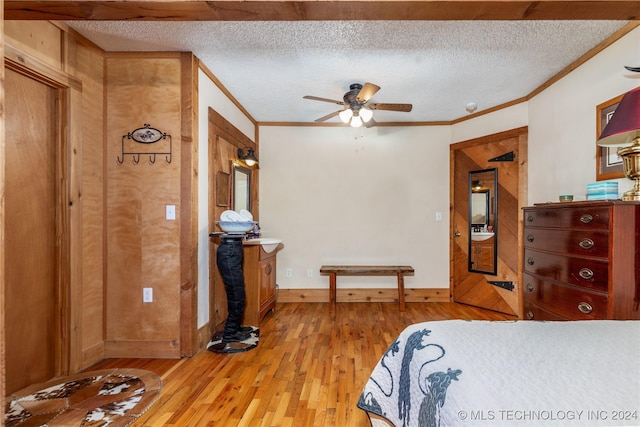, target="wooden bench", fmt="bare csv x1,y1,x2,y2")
319,265,415,311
